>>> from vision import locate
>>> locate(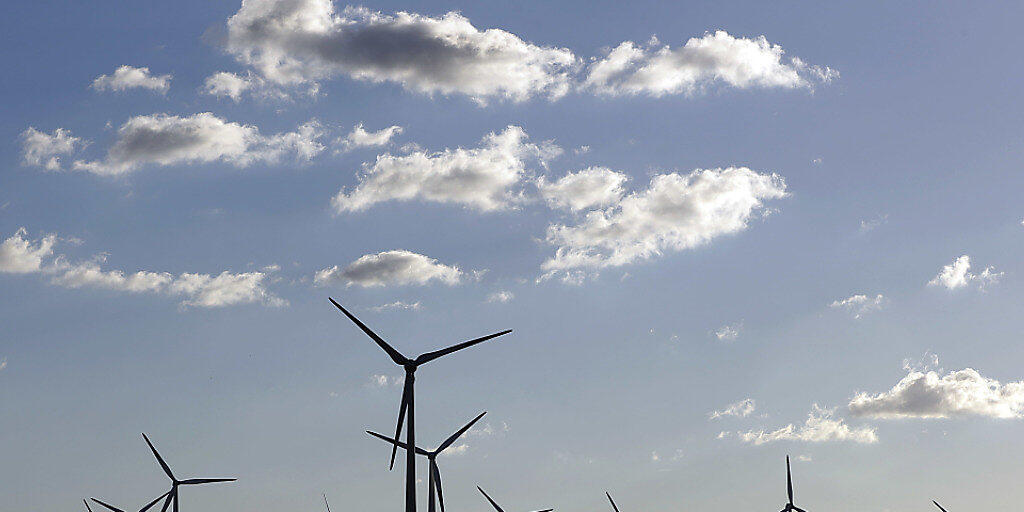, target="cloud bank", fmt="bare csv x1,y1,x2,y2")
849,367,1024,419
